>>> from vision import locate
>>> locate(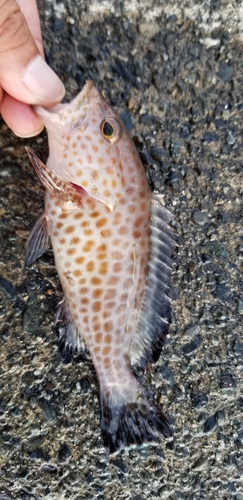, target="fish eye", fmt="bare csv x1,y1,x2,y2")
102,121,115,138
101,117,123,144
